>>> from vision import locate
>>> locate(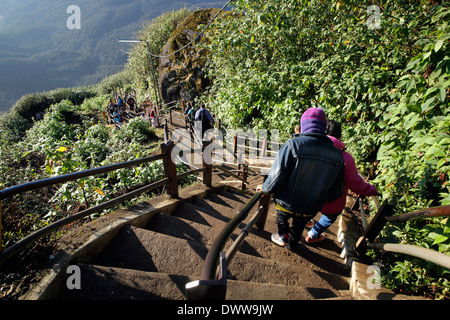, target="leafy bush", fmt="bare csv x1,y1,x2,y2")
0,88,96,142
0,93,185,249
111,117,158,144
203,0,449,298
94,70,134,95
